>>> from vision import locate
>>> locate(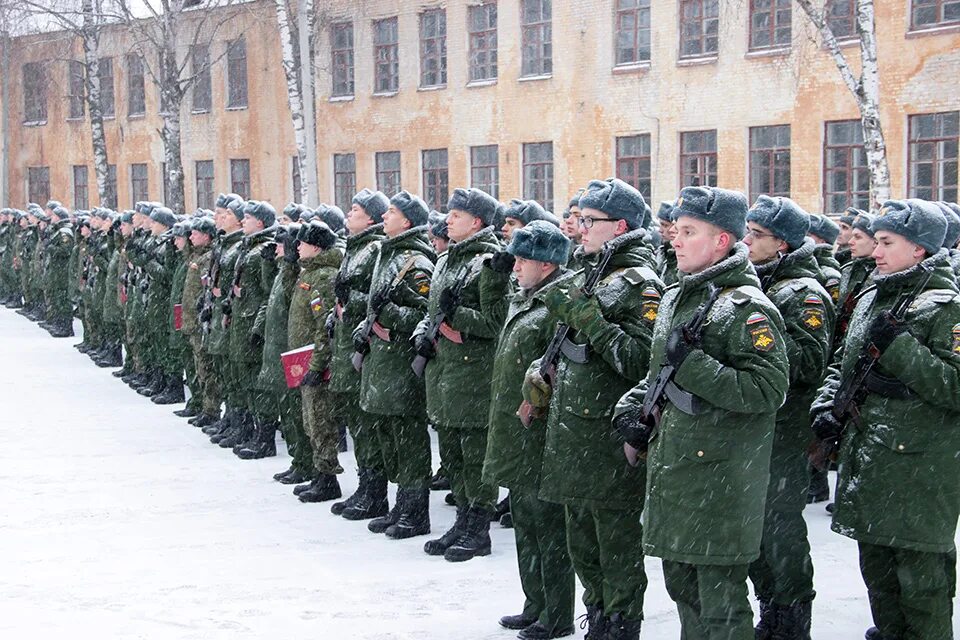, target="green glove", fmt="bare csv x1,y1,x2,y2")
522,366,552,410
